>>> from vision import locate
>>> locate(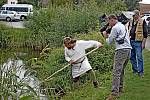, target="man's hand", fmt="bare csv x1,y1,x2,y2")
142,42,146,49
142,38,147,49
98,43,103,48
103,31,109,38
69,60,75,64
